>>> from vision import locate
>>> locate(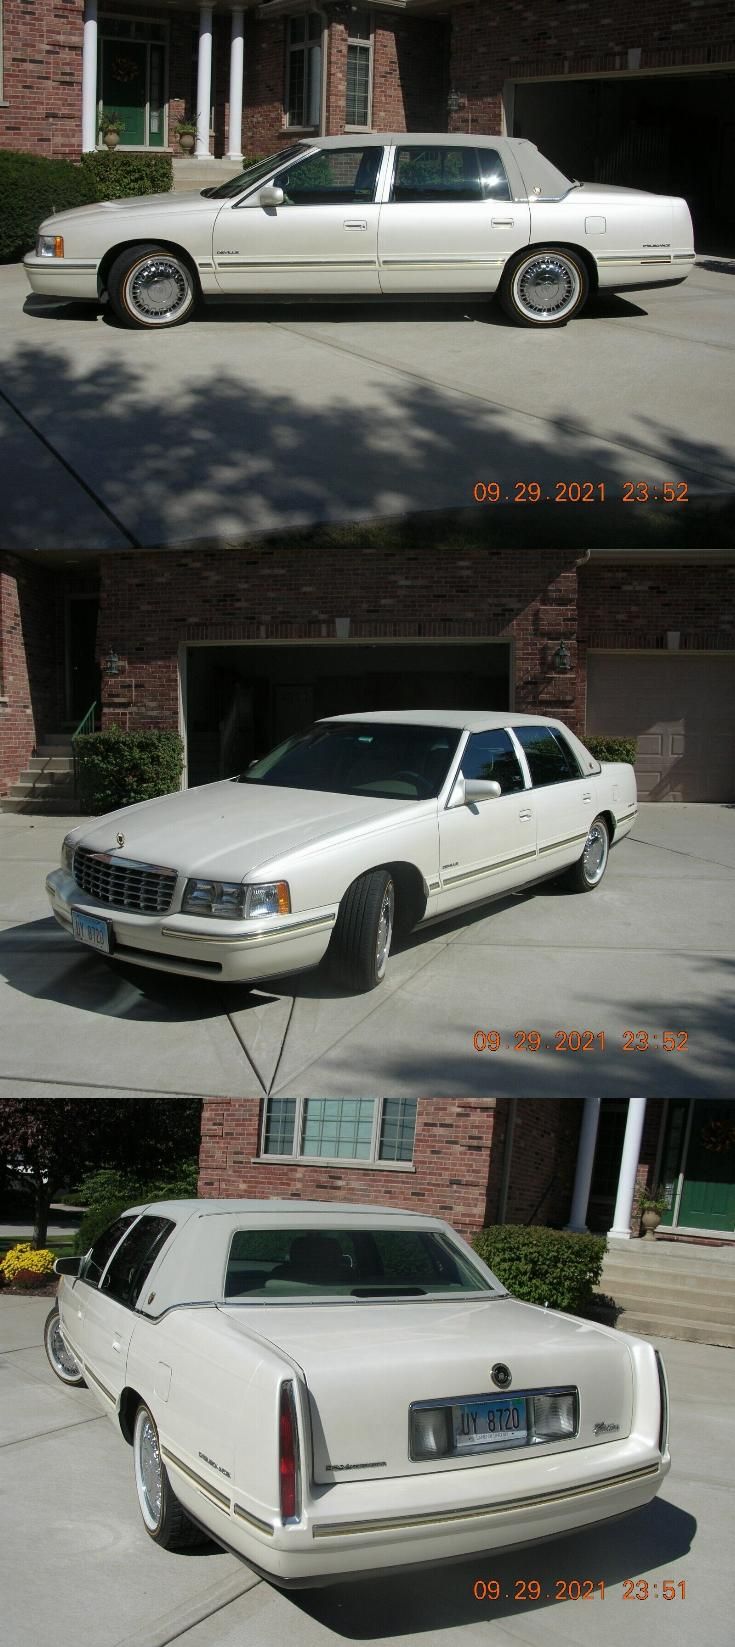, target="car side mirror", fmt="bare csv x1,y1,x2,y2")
258,184,284,208
54,1255,83,1276
465,779,502,802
